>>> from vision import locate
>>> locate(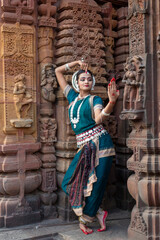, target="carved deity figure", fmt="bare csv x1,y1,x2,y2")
41,64,57,102
122,56,144,111
13,74,32,119
40,118,57,143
